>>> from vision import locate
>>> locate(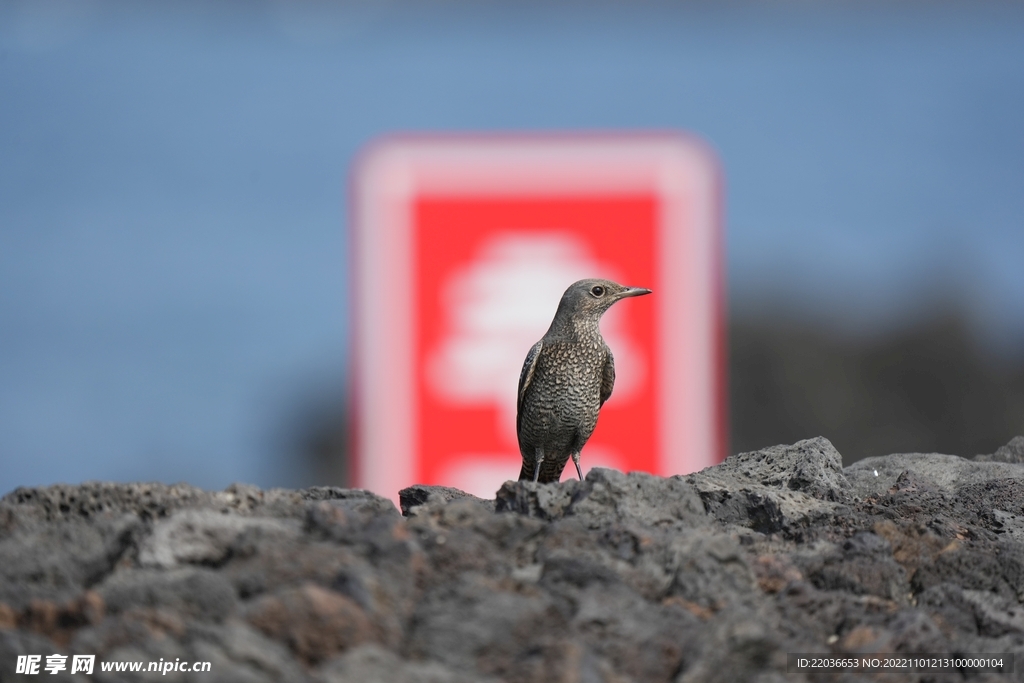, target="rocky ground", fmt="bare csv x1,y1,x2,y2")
4,436,1024,682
